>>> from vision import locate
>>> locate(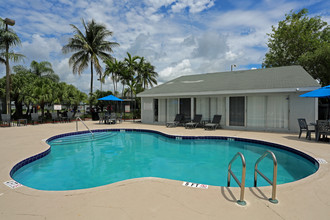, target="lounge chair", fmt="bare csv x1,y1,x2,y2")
31,113,42,125
297,118,315,140
1,114,12,127
166,114,184,128
185,114,202,129
204,115,222,130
